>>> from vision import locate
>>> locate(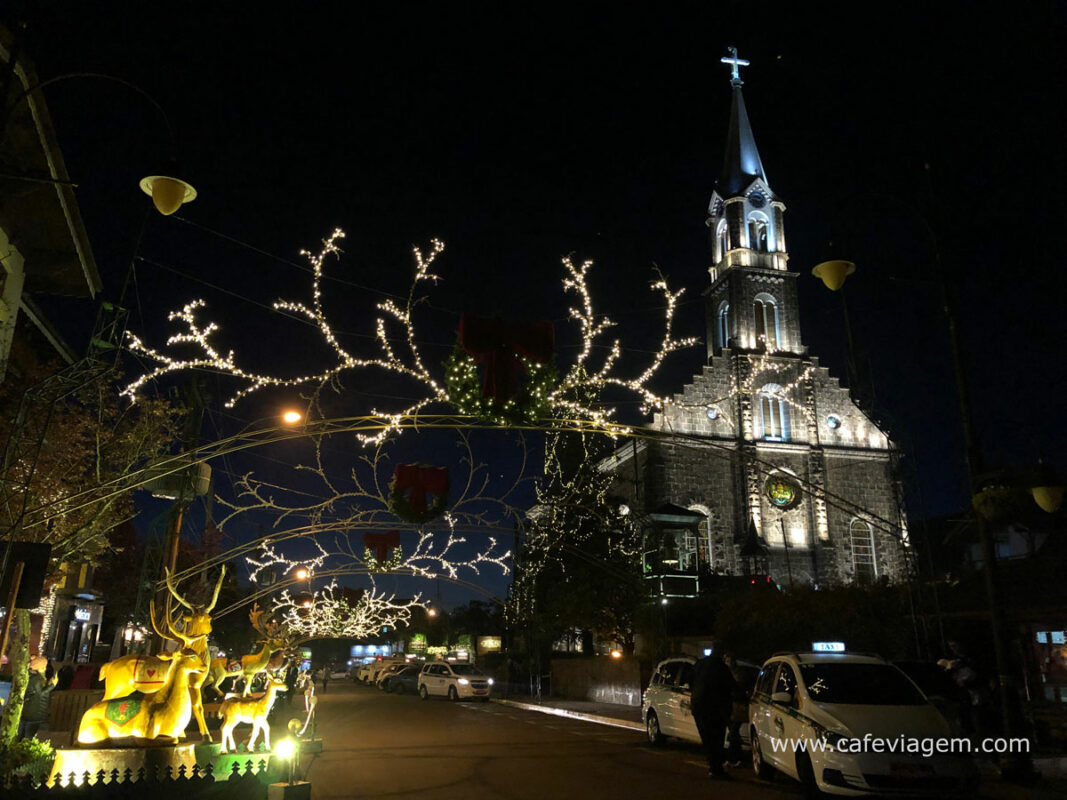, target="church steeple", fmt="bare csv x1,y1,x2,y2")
717,49,770,196
706,48,787,281
705,48,797,358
